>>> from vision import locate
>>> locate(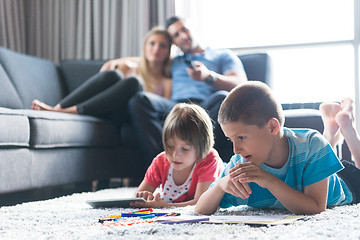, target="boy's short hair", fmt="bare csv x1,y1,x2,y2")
163,103,214,161
218,81,285,127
